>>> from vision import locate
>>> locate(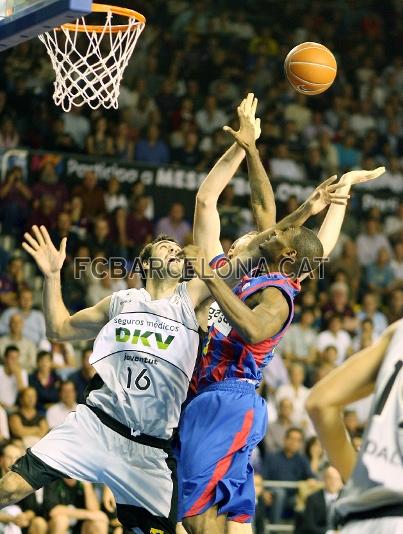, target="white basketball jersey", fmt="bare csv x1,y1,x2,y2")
334,319,403,520
87,283,199,439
